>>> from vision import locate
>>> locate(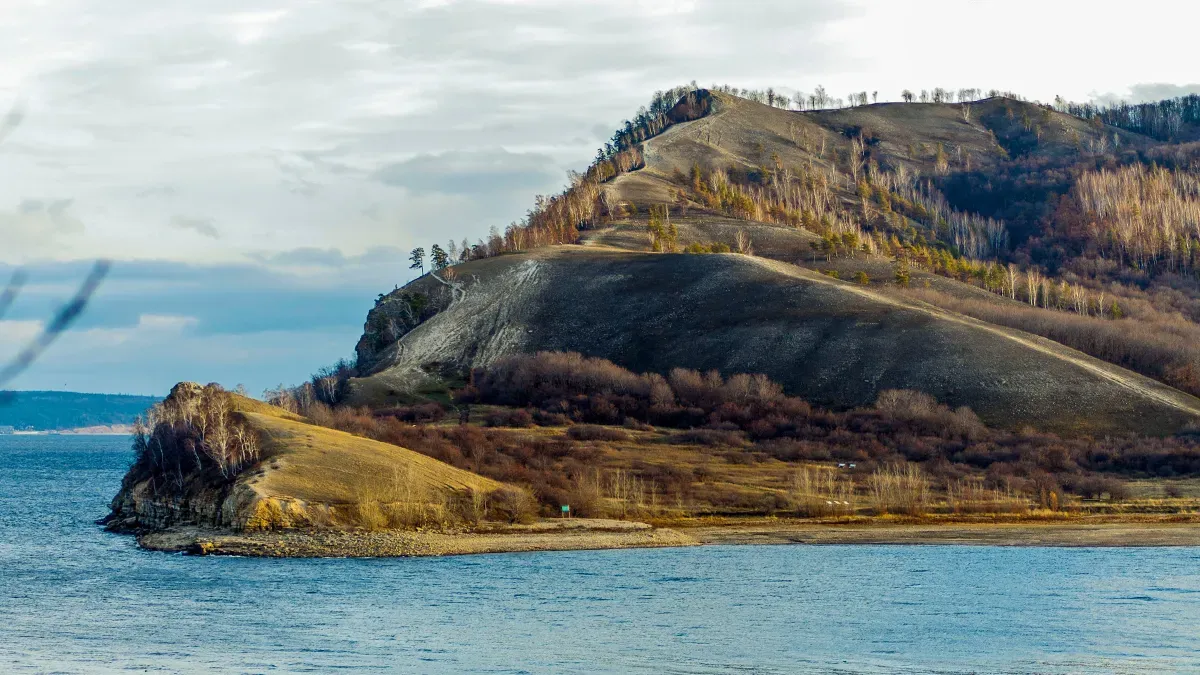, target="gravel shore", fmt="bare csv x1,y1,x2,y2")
135,516,1200,558
139,519,699,557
